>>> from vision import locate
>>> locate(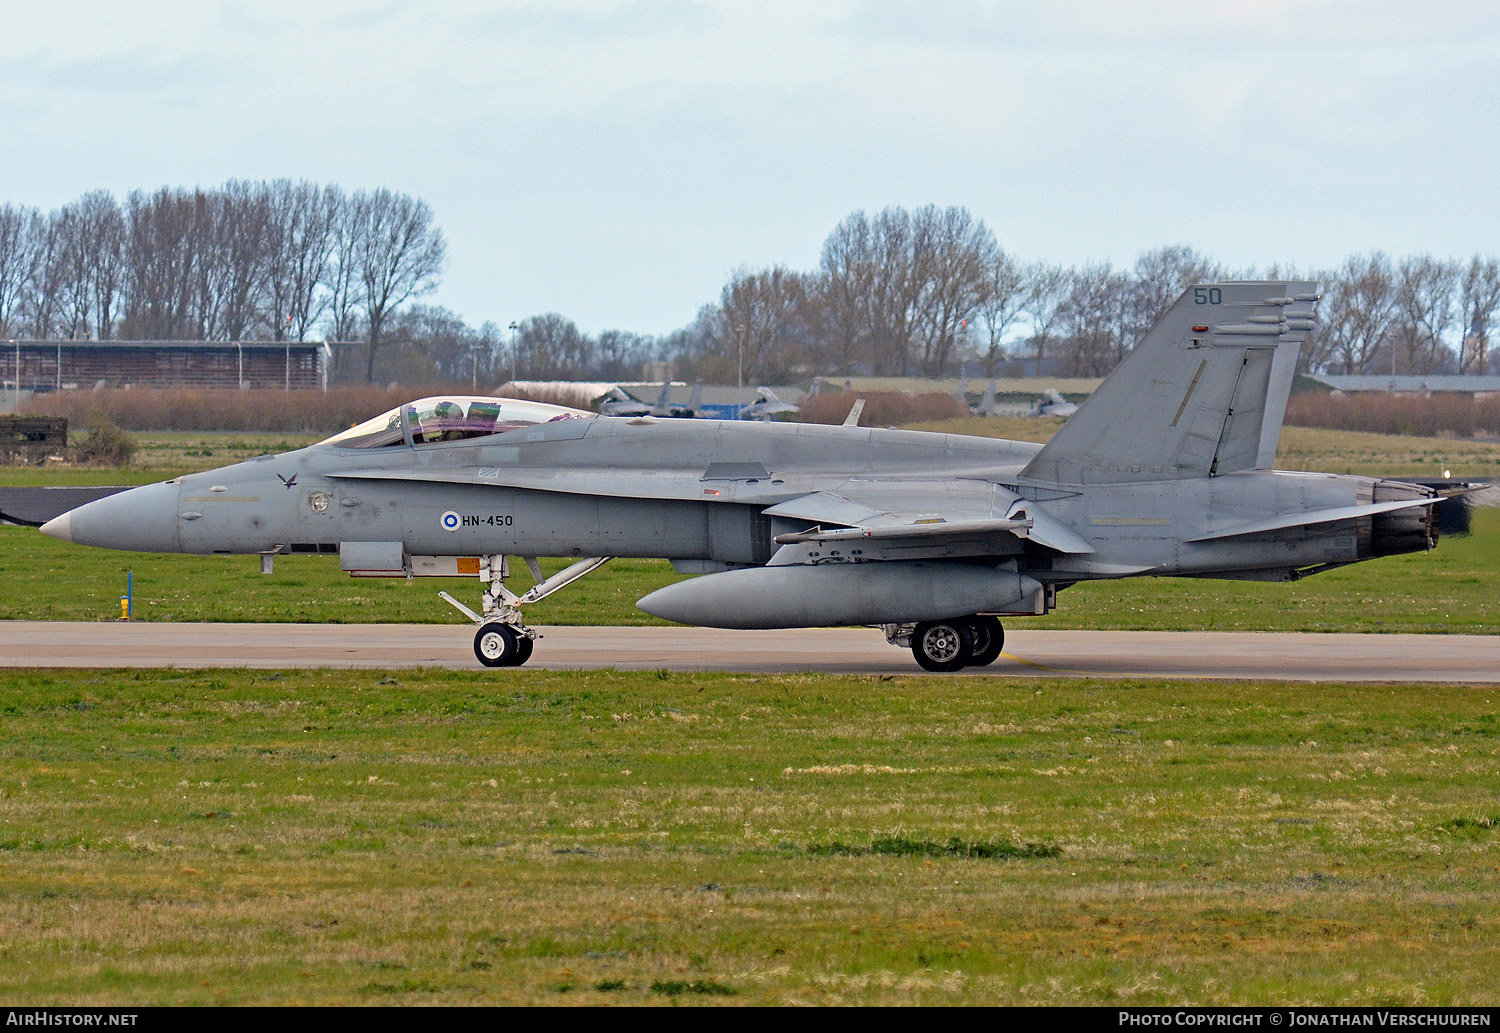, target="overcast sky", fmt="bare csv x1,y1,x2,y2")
3,0,1497,336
